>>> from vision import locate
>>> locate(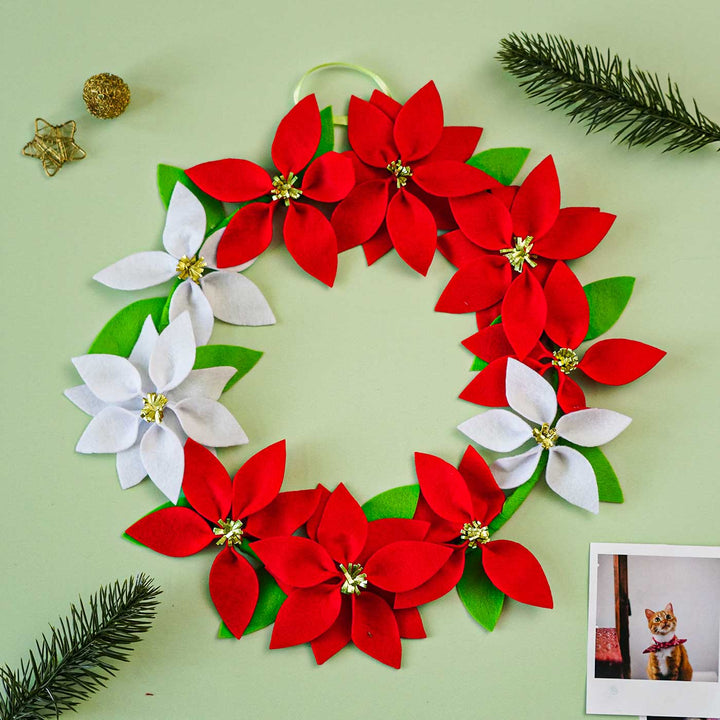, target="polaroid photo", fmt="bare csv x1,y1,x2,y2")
586,543,720,718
